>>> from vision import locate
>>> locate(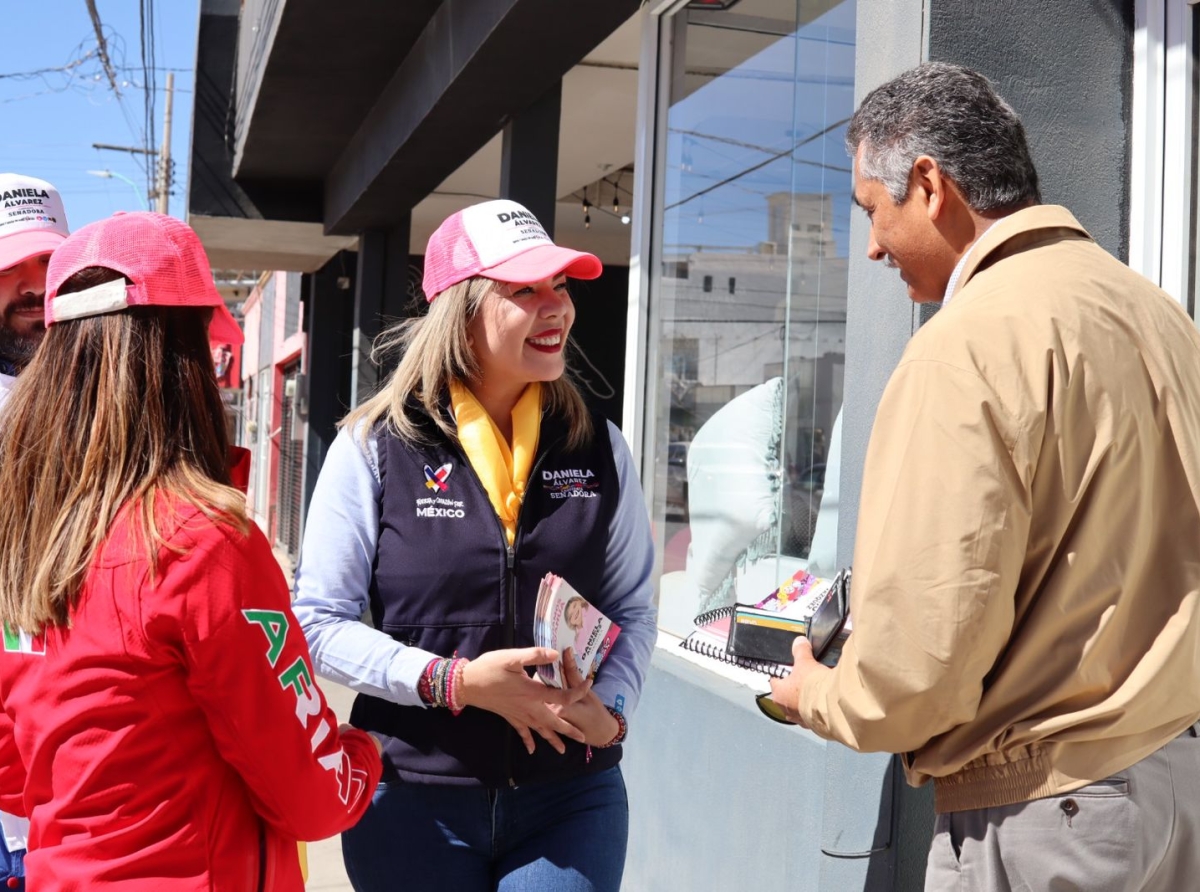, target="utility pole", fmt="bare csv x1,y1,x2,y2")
156,73,175,215
91,143,156,210
84,0,121,96
91,143,156,157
